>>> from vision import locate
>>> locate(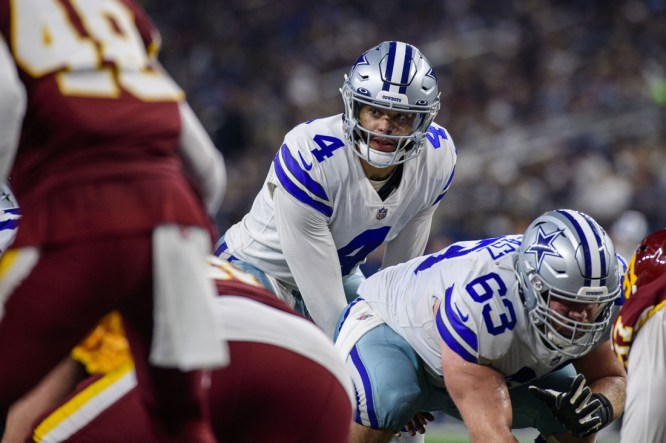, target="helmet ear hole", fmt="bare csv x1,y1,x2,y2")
532,277,544,292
